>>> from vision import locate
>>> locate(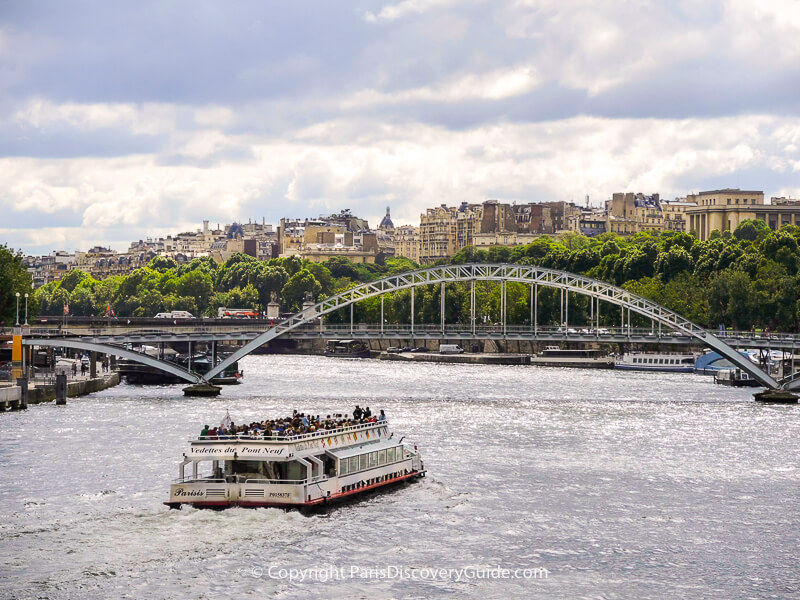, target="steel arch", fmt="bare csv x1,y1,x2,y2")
205,264,778,388
23,338,202,383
